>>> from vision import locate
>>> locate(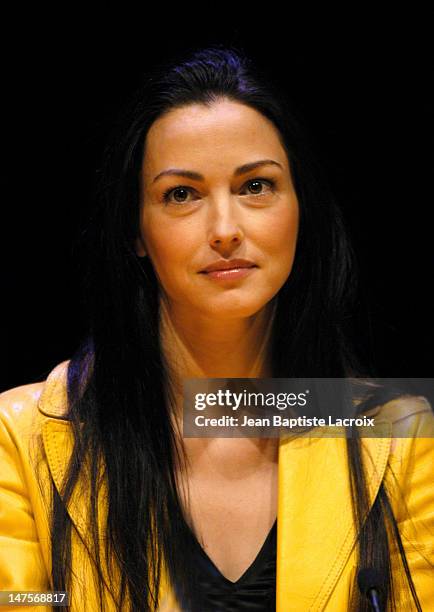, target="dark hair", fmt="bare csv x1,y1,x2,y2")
45,44,423,610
